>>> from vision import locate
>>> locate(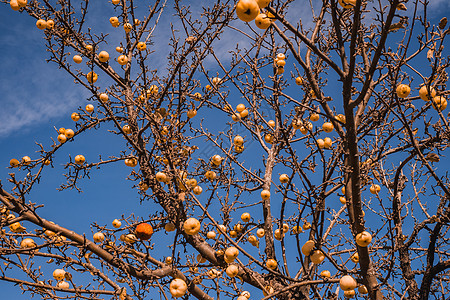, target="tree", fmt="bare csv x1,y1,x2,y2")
0,0,449,299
